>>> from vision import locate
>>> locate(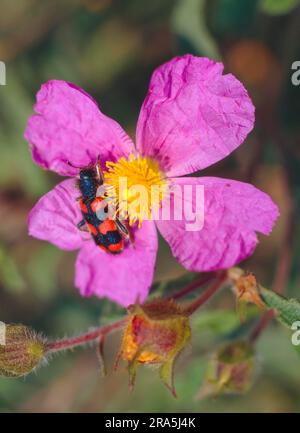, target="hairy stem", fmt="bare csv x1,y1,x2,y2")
45,273,226,354
249,309,275,344
45,319,126,354
167,273,215,301
183,271,228,316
